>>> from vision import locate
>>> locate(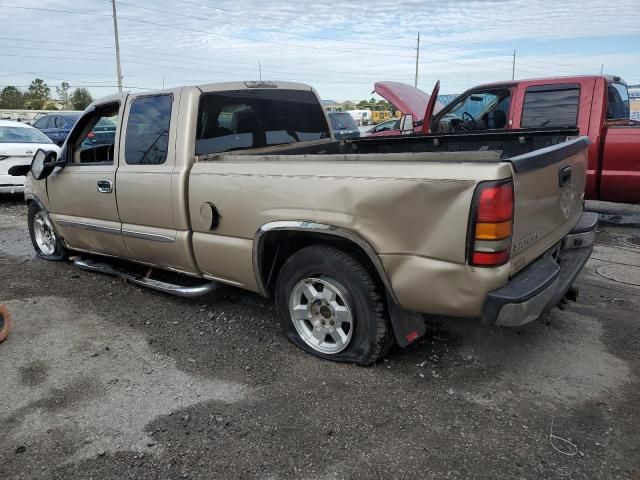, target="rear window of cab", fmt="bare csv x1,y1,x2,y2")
195,89,330,155
521,83,580,128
